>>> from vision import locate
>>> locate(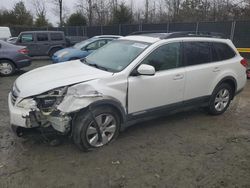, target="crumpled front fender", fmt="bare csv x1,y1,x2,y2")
57,81,126,121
